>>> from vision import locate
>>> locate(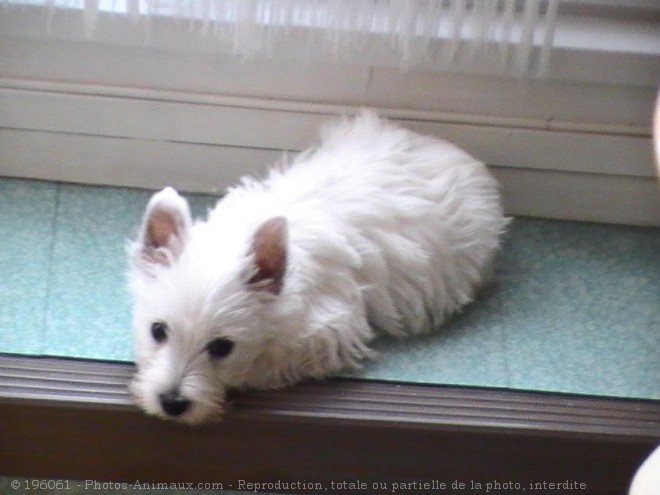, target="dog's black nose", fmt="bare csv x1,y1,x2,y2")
159,391,191,417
